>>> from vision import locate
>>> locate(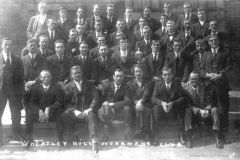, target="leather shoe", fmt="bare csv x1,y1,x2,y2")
179,131,186,145
151,134,159,146
134,131,146,140
216,139,224,149
125,127,133,142
186,139,193,148
72,135,80,143
92,143,99,154
102,135,109,142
